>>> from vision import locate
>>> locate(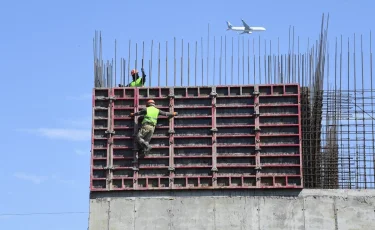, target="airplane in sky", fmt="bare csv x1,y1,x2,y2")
226,19,266,34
